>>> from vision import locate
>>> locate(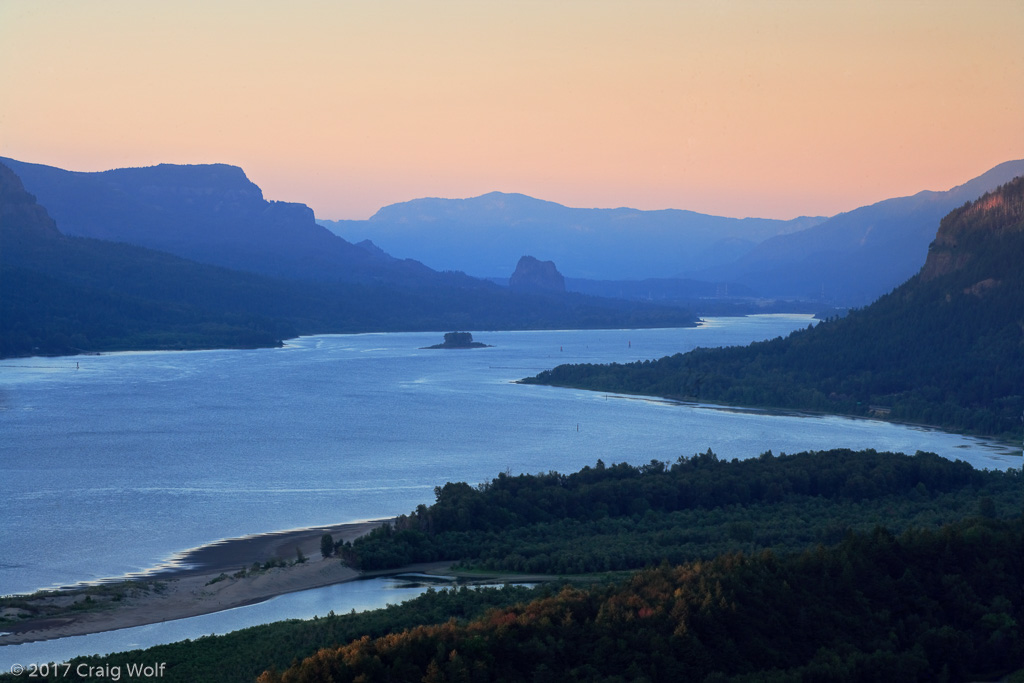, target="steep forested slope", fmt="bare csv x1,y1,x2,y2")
525,177,1024,438
16,452,1019,683
266,517,1024,682
1,163,305,355
1,163,697,358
